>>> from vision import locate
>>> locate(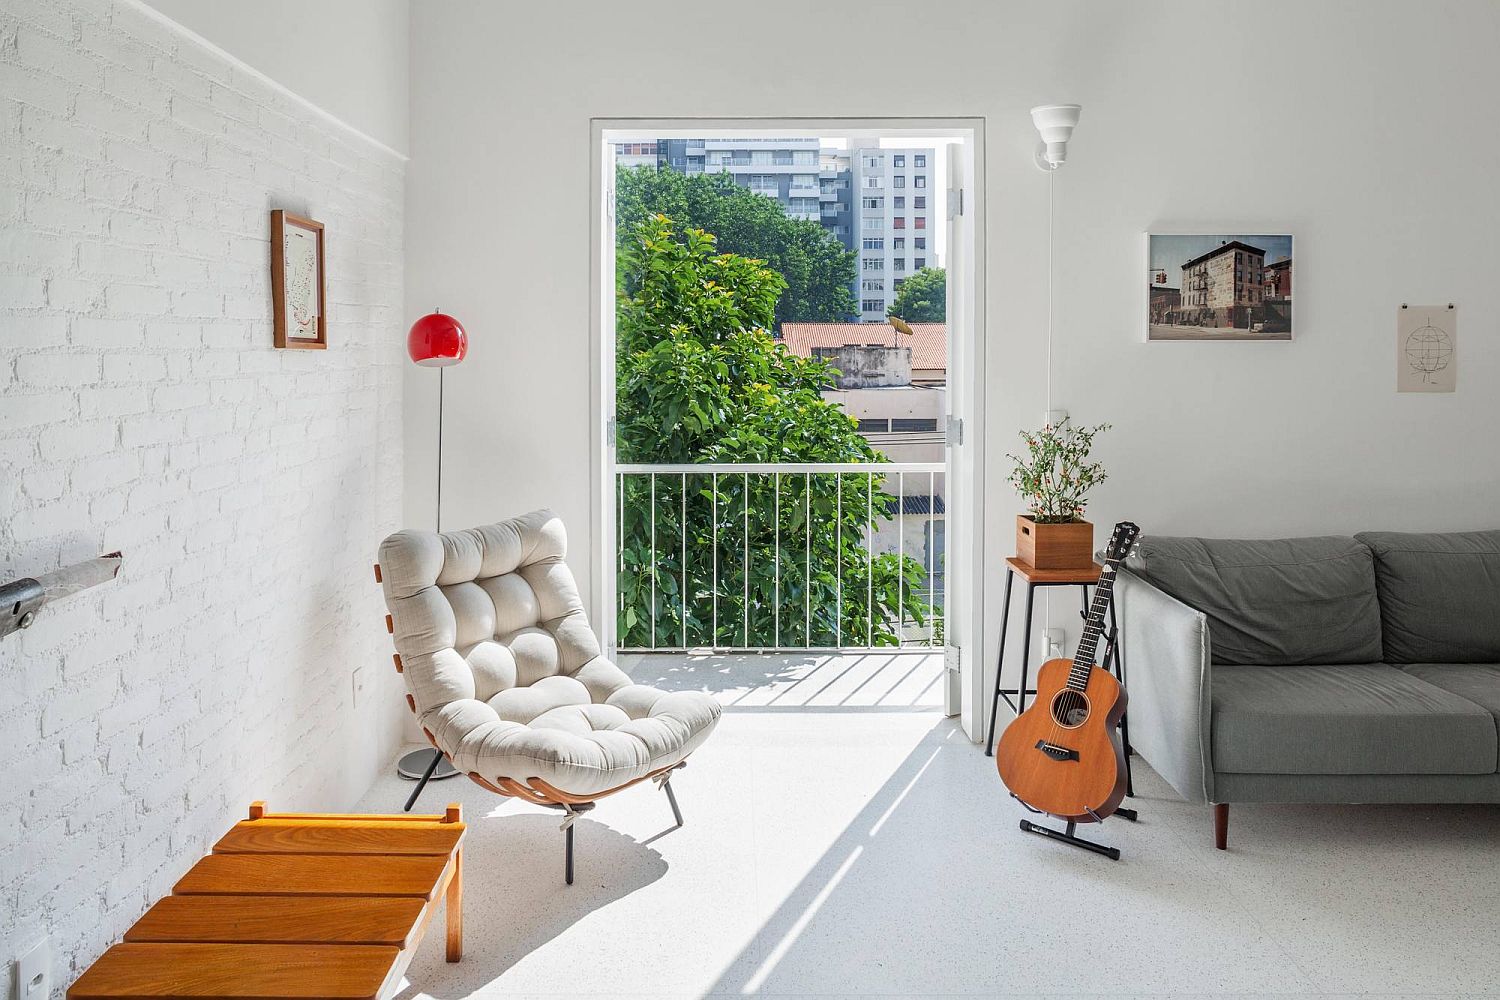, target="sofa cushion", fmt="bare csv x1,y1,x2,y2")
1400,663,1500,724
1125,536,1382,665
1355,530,1500,663
1211,664,1496,775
